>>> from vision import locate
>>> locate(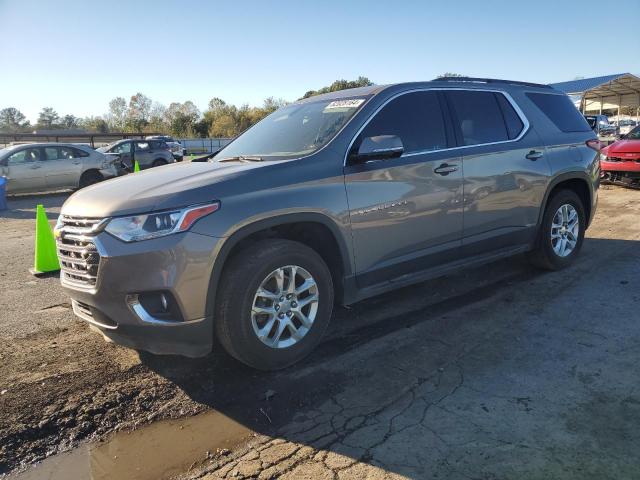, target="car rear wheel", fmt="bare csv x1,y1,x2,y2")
78,170,103,189
528,189,585,270
215,239,334,370
152,159,168,167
